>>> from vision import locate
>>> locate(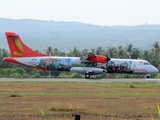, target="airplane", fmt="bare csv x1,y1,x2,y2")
4,32,158,79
